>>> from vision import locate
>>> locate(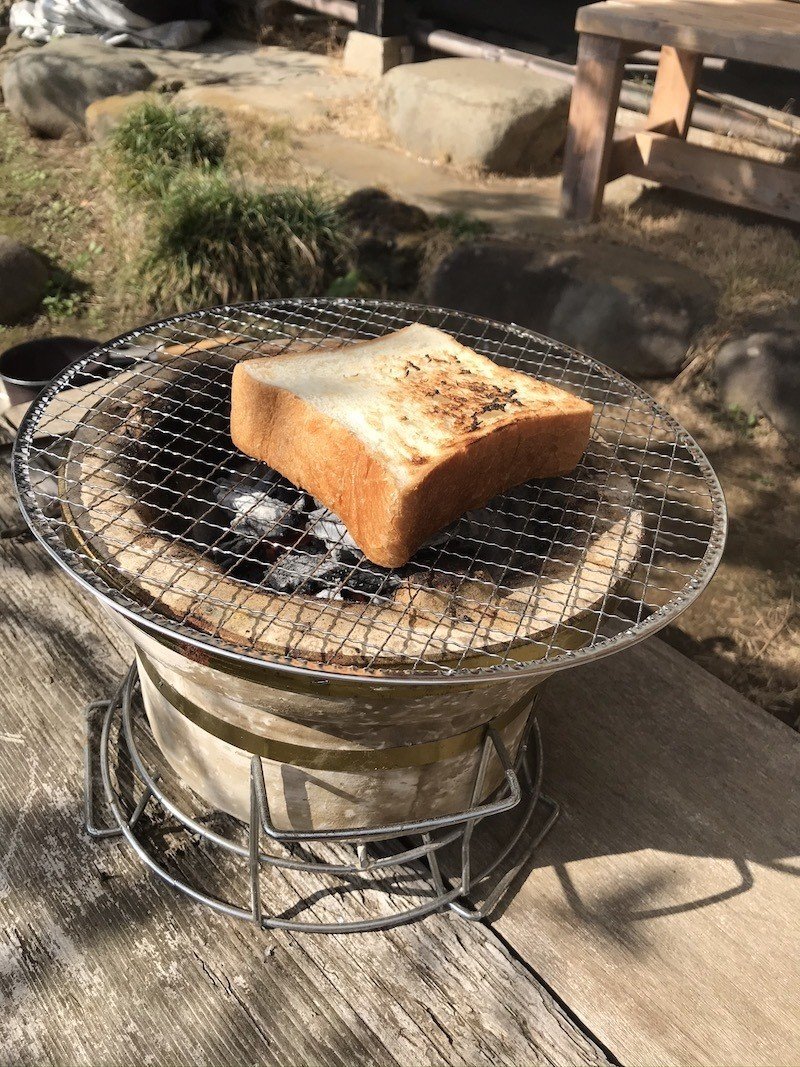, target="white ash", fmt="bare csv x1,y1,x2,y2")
214,472,301,540
229,491,287,538
266,552,328,593
307,503,359,554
